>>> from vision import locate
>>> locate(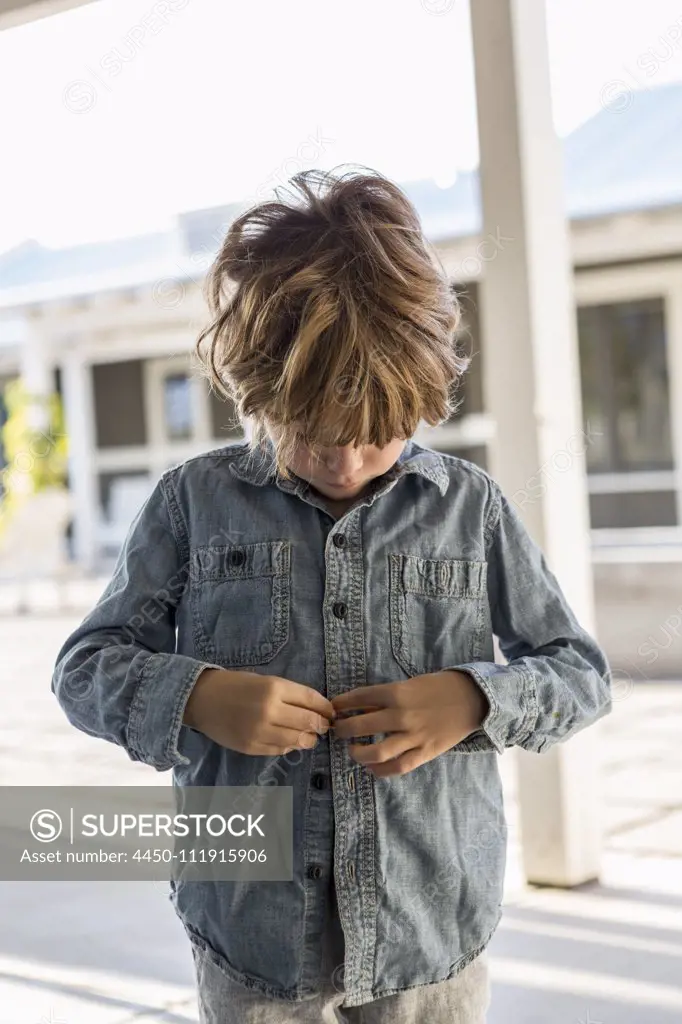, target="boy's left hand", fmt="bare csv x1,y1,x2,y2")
329,670,490,777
